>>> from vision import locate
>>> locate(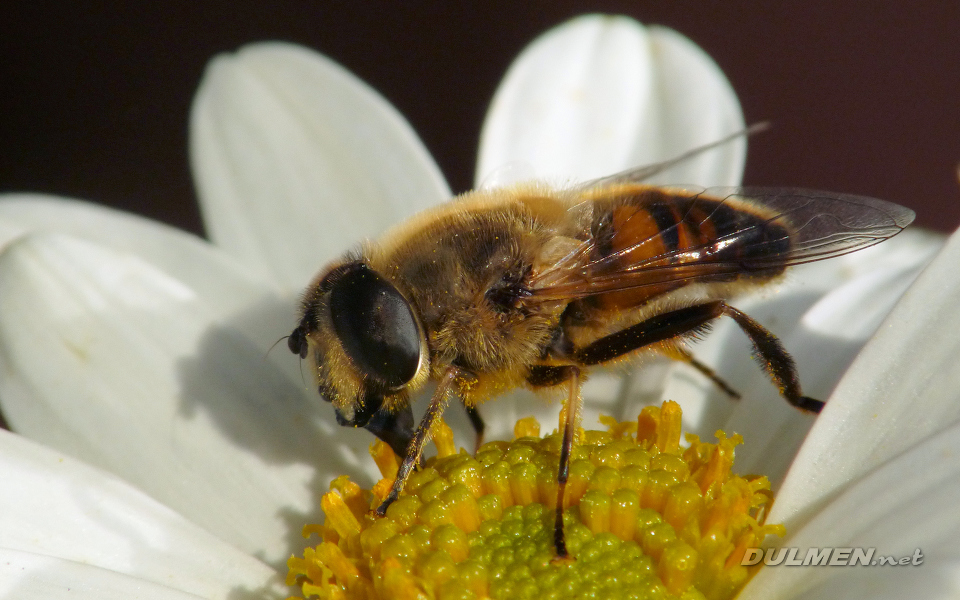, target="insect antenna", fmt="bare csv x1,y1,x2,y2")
266,335,308,386
265,335,290,358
